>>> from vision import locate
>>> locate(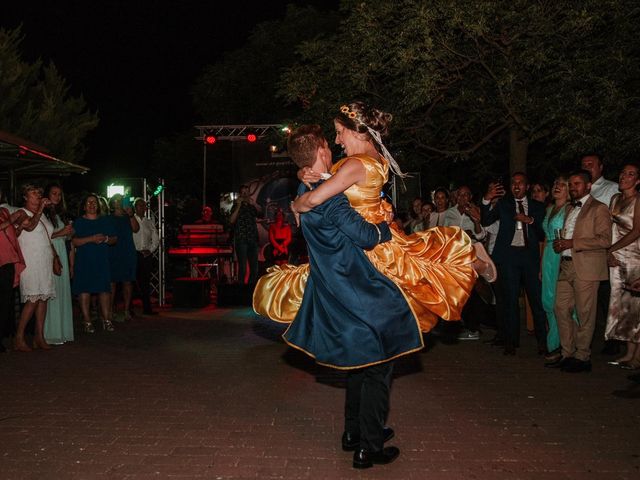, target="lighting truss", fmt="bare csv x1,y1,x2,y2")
194,125,282,142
